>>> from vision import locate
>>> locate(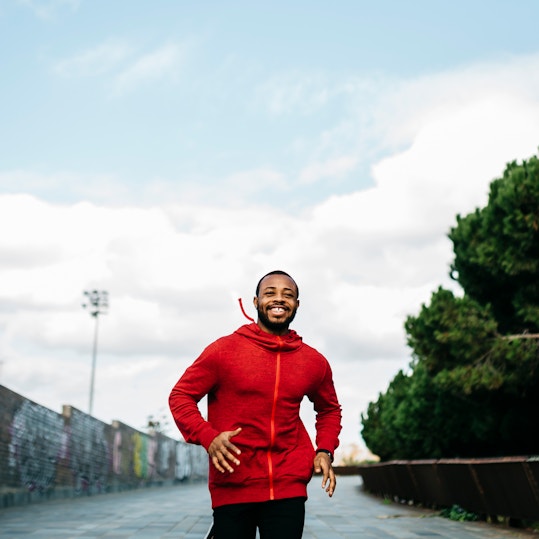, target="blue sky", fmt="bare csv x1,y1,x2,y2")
2,0,539,459
3,0,539,207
